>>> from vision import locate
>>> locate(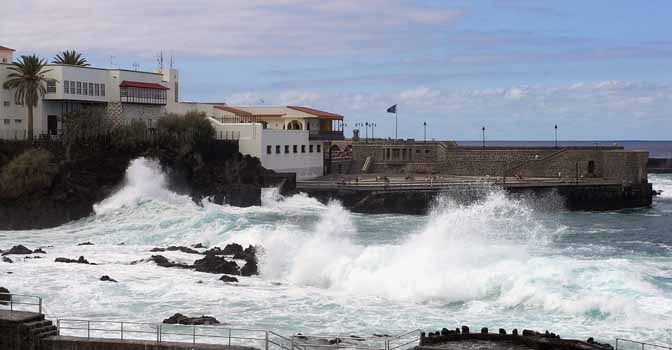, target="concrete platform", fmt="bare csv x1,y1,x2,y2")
0,309,43,322
44,335,260,350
